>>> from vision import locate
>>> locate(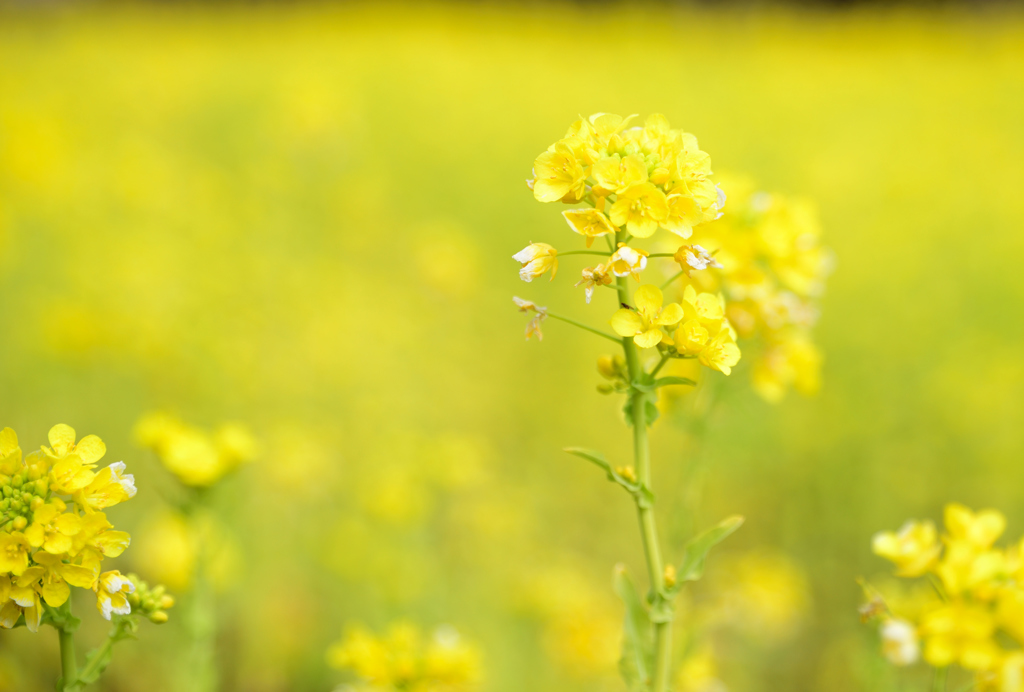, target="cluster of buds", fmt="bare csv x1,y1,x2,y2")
864,504,1024,691
596,354,629,394
124,573,175,624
